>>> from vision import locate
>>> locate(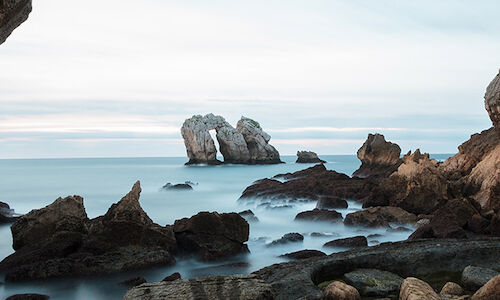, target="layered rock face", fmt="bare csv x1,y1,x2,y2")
353,133,401,178
296,151,326,163
0,0,31,45
181,114,281,165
